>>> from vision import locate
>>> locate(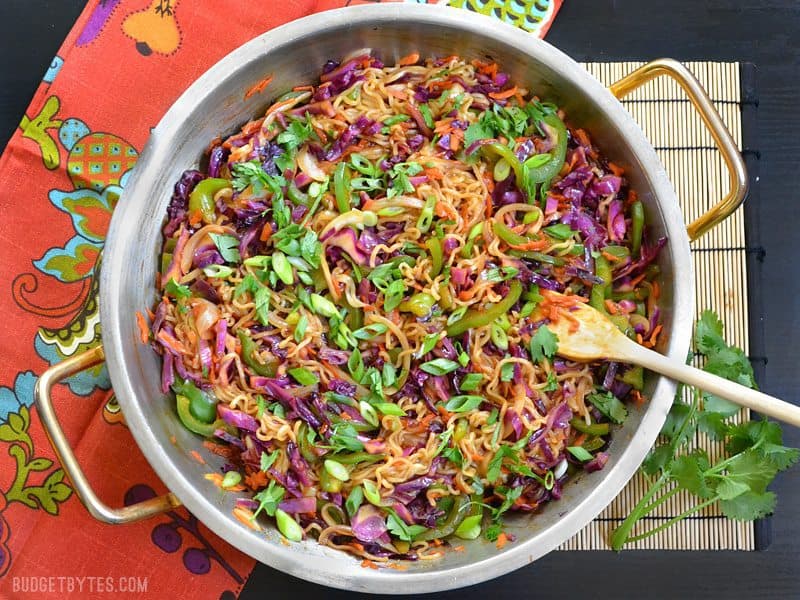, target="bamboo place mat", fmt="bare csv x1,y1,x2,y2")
559,61,754,551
